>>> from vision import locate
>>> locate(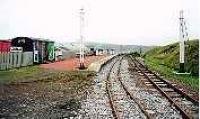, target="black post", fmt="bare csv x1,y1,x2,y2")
179,63,185,73
79,62,86,69
139,47,142,56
